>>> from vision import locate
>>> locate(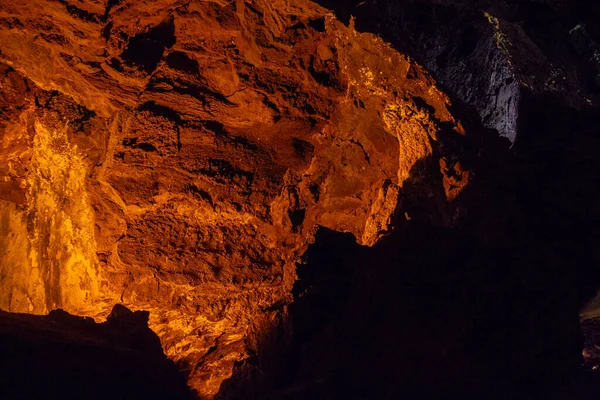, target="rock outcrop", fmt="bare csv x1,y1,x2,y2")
0,0,467,396
0,305,193,399
1,0,599,398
